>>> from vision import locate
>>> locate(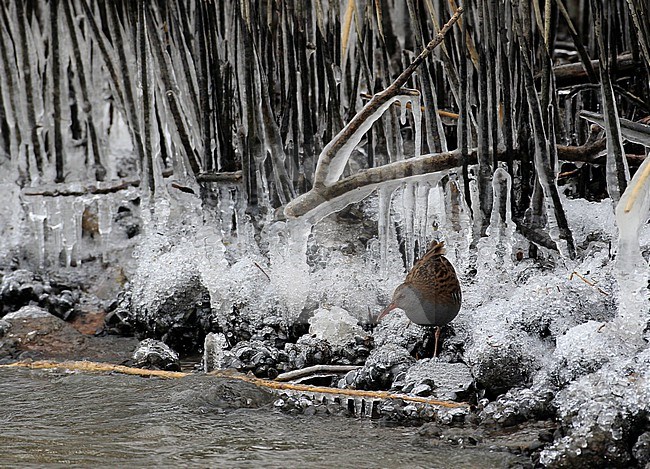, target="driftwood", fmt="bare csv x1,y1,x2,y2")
1,360,467,409
284,138,624,219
